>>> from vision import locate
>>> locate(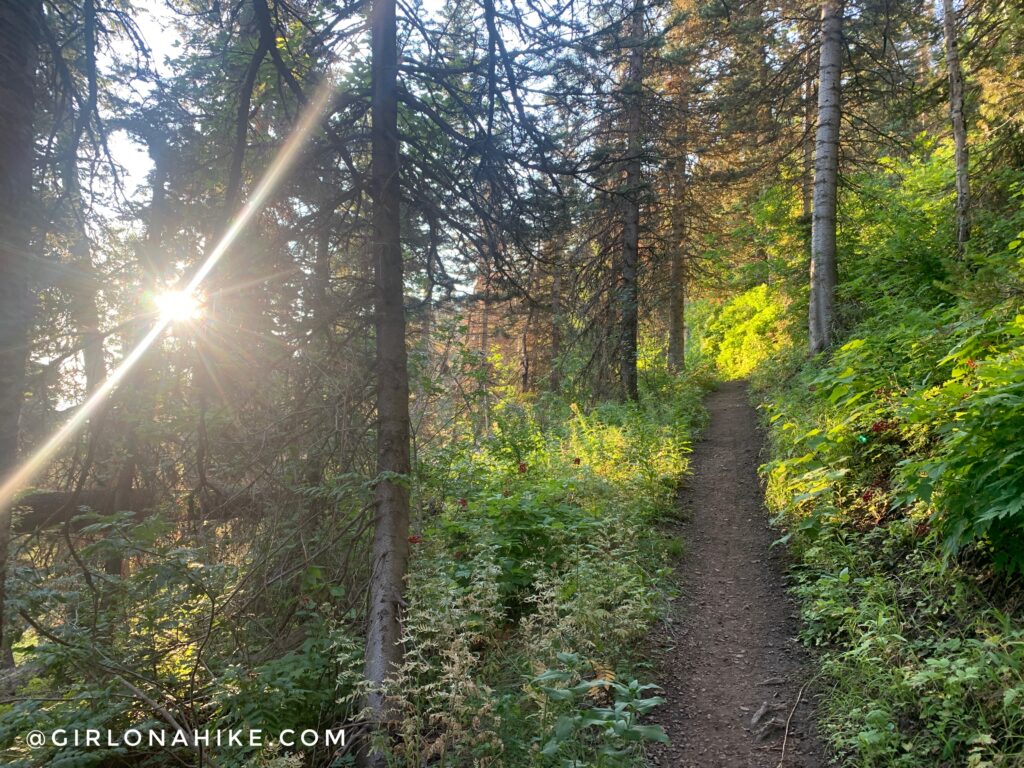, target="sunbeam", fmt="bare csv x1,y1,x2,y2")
154,290,204,322
0,78,336,512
